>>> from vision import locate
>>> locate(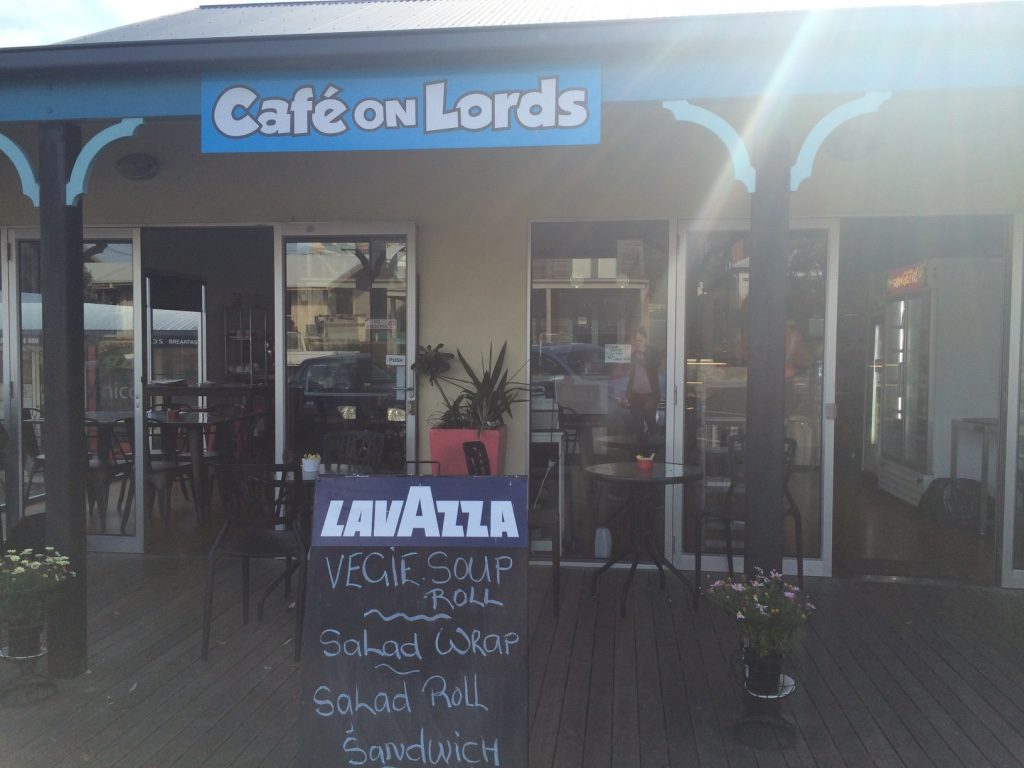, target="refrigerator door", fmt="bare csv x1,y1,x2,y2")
880,294,931,471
